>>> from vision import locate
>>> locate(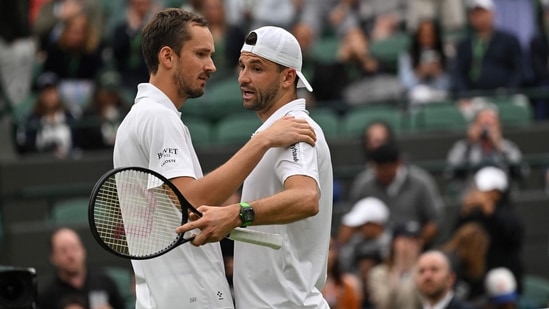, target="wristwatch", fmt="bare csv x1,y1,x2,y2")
239,202,255,227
